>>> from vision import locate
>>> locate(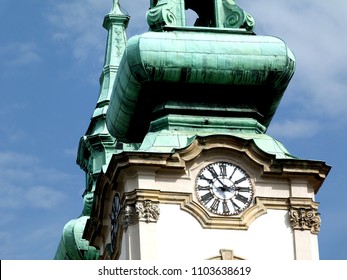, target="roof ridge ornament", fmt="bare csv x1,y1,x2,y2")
146,0,255,31
217,0,255,30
